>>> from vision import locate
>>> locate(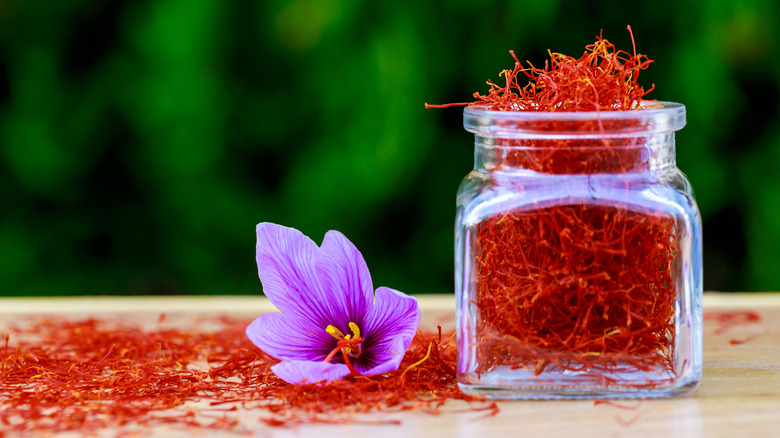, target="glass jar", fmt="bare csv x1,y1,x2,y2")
455,102,702,399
